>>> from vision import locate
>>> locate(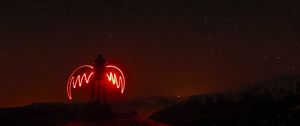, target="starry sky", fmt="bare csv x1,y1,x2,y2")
0,0,300,107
